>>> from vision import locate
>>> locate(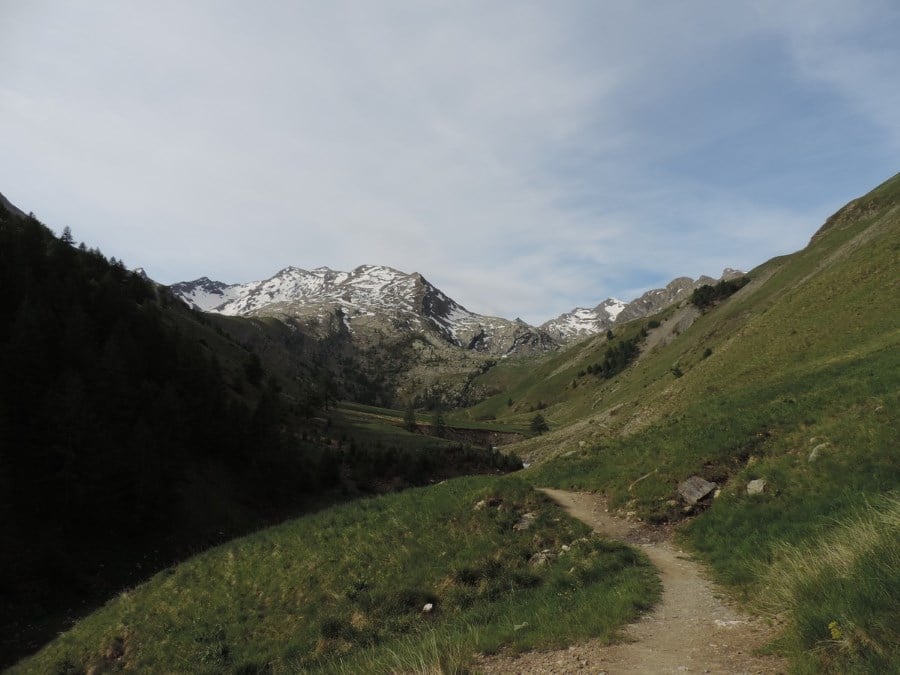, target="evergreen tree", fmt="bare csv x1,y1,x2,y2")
530,413,549,434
